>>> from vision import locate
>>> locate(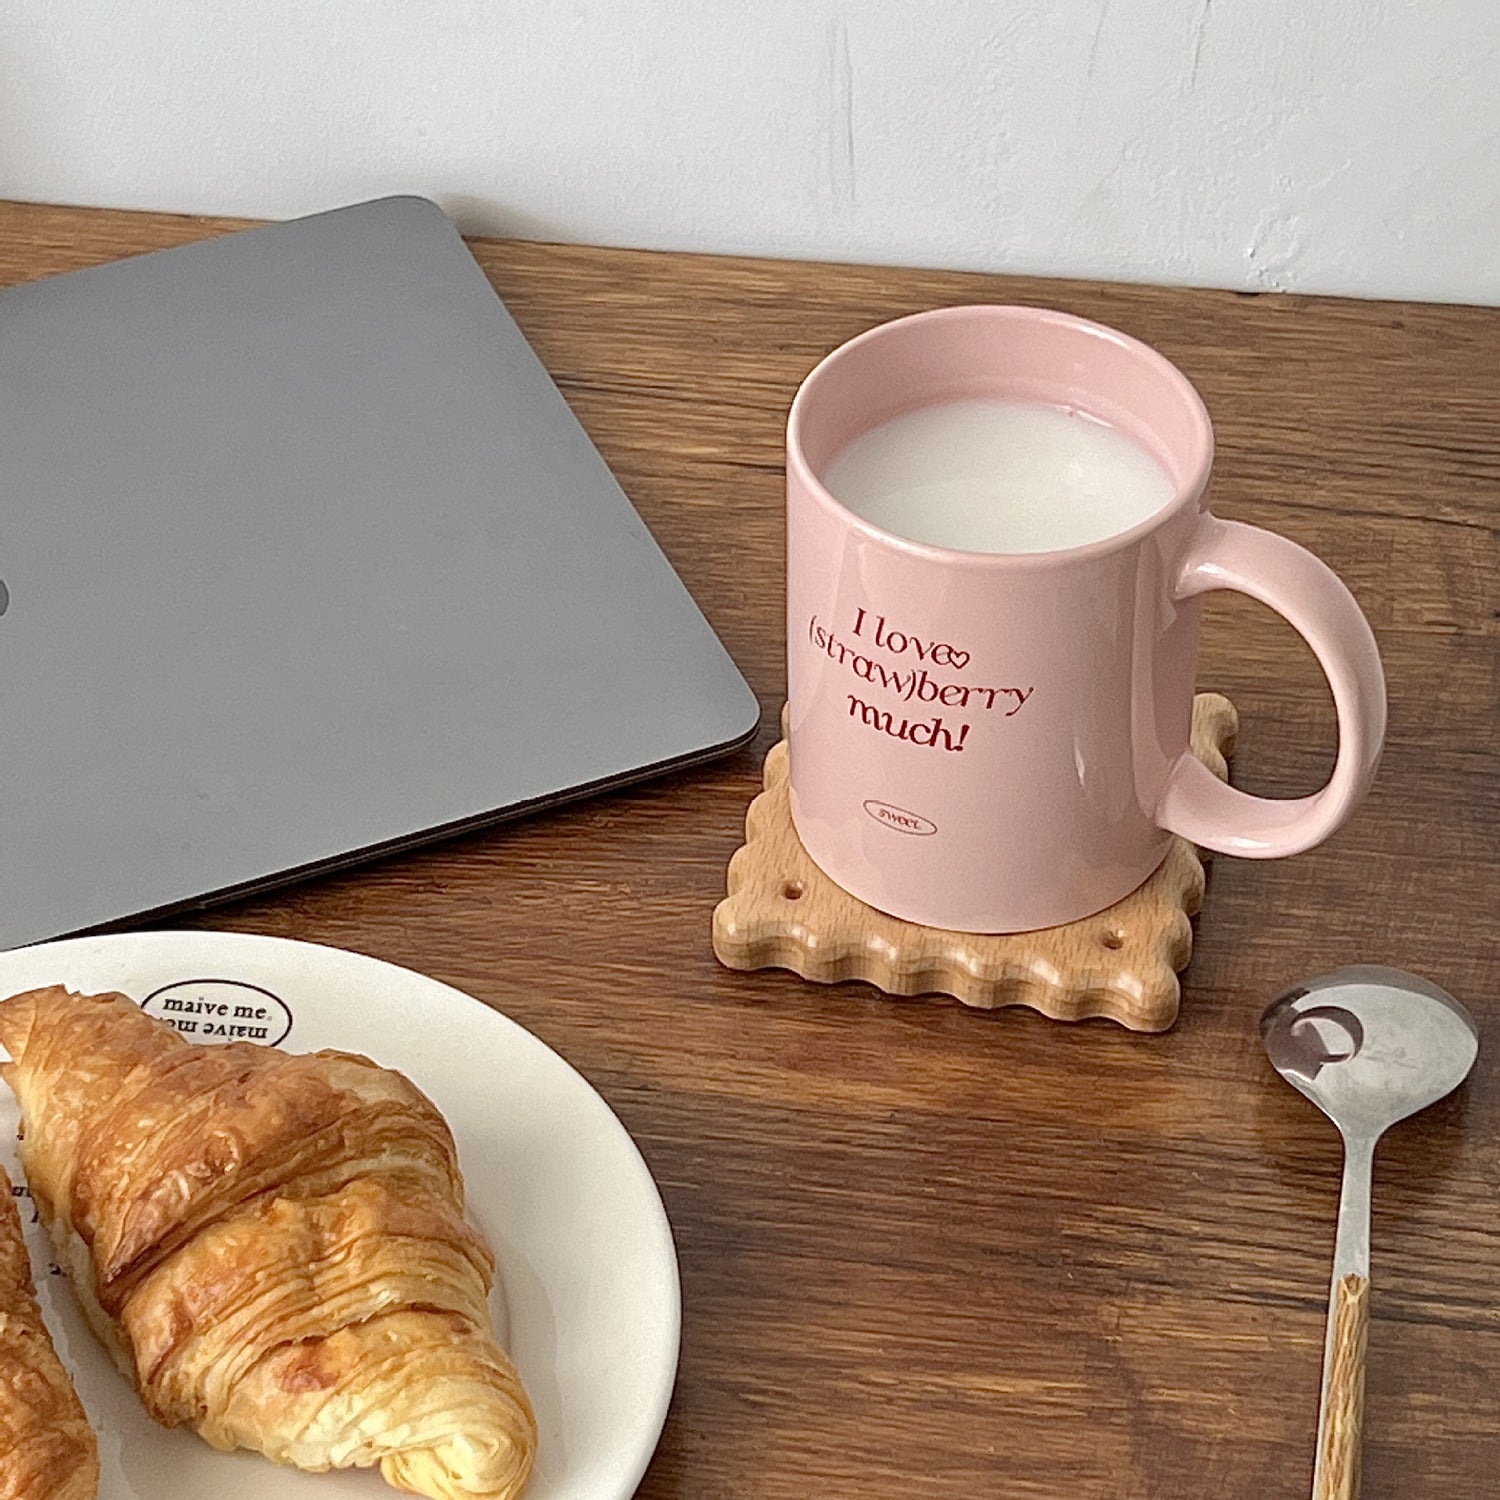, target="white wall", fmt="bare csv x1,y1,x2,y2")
3,0,1496,304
